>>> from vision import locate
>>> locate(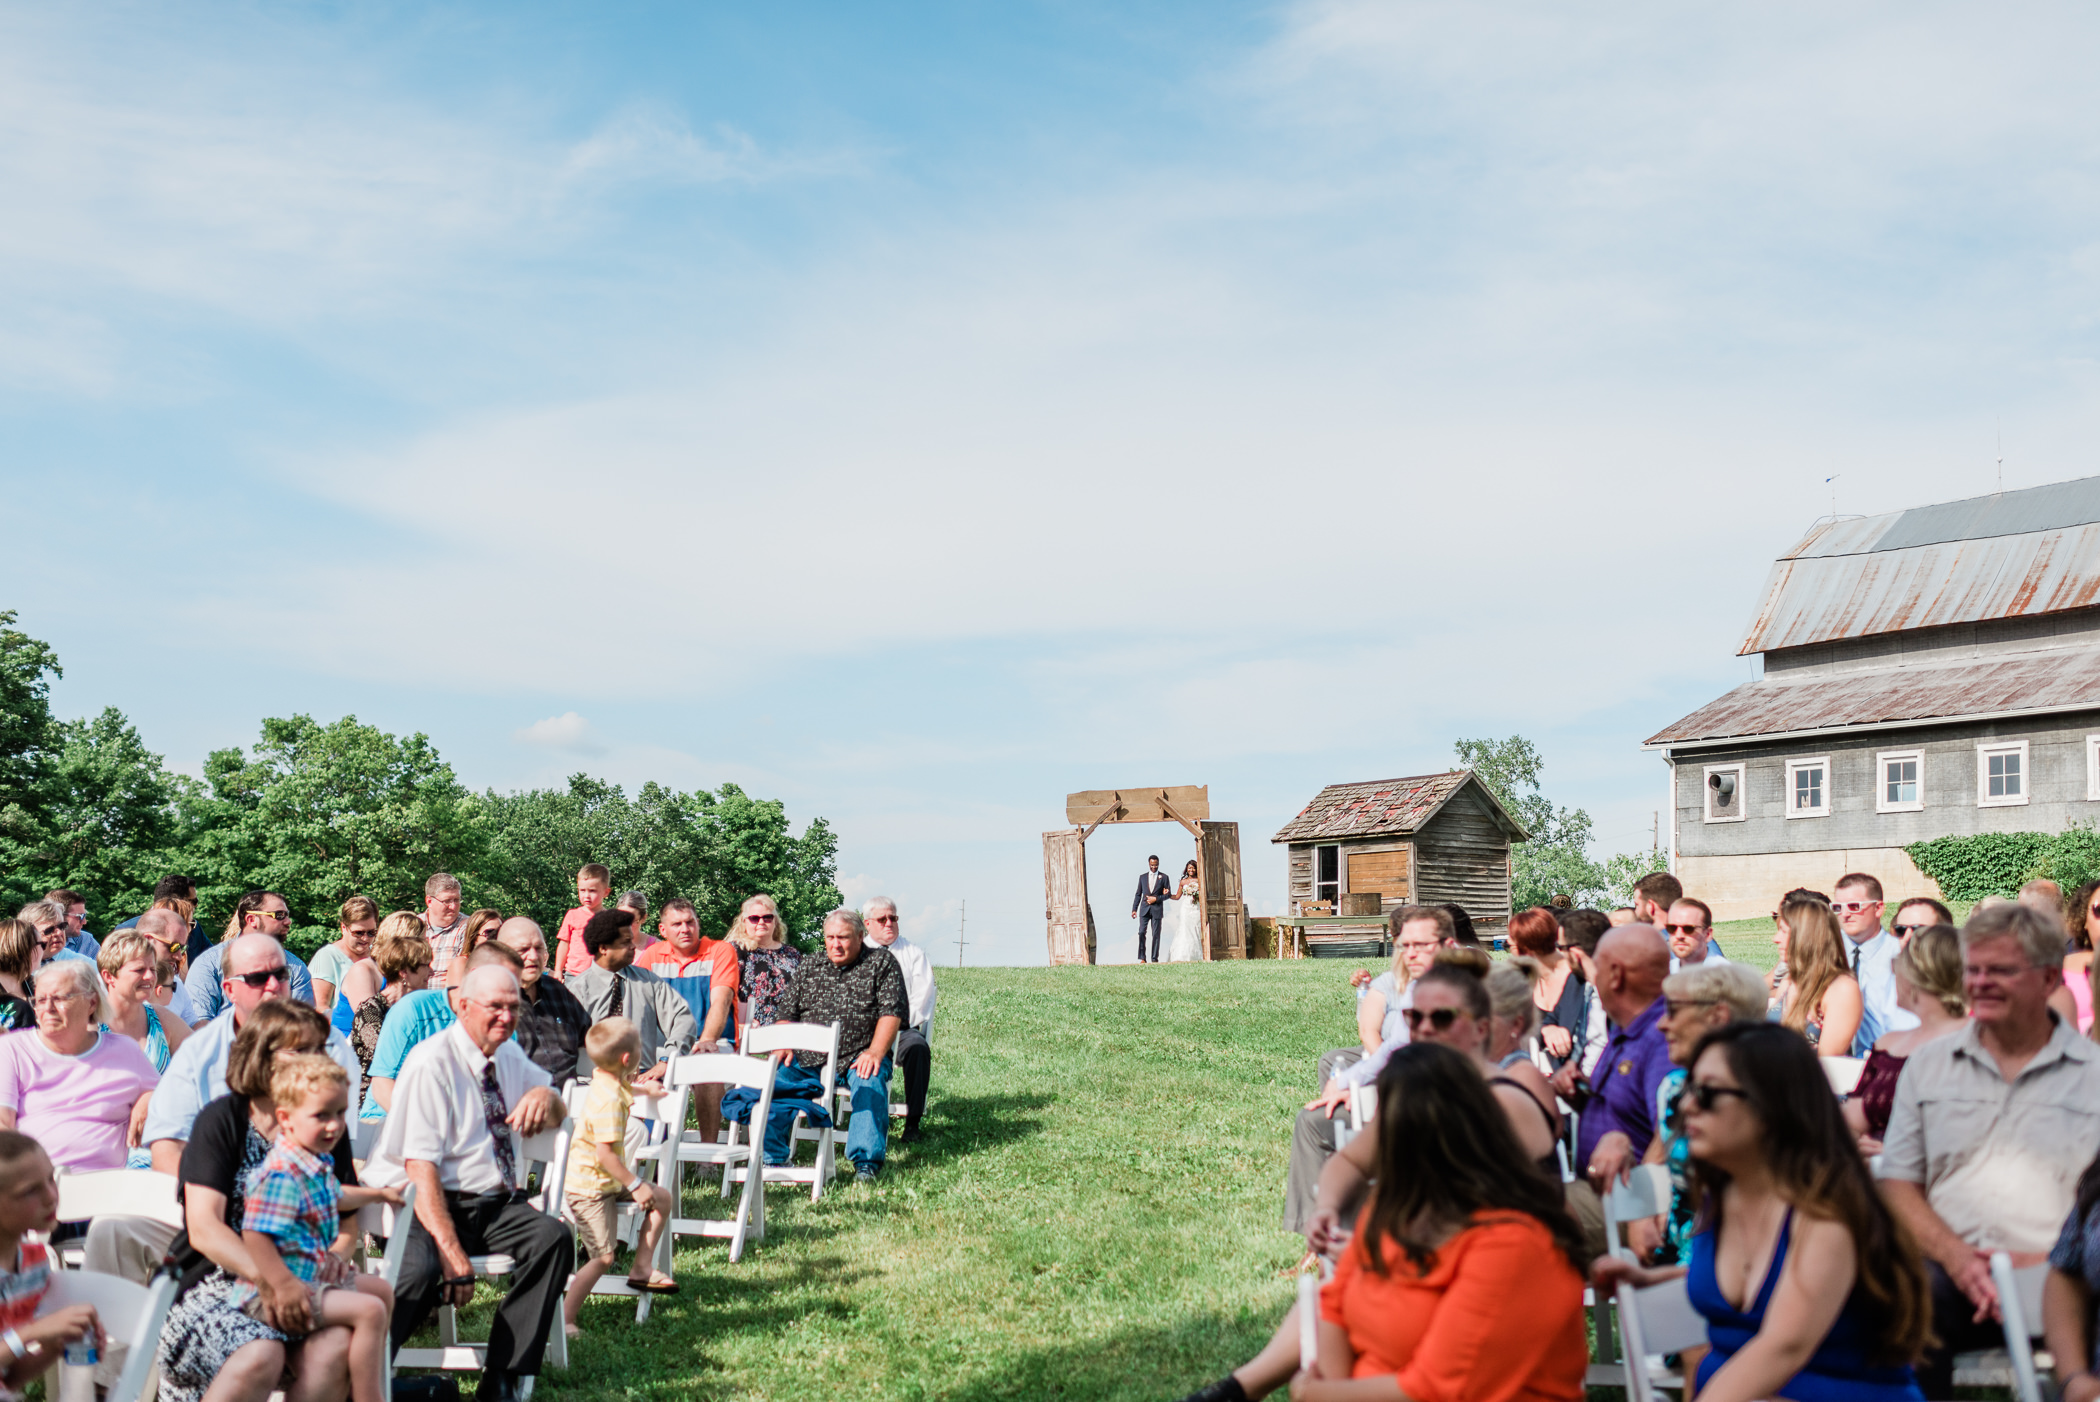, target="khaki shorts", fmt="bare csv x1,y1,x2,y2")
566,1189,630,1262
